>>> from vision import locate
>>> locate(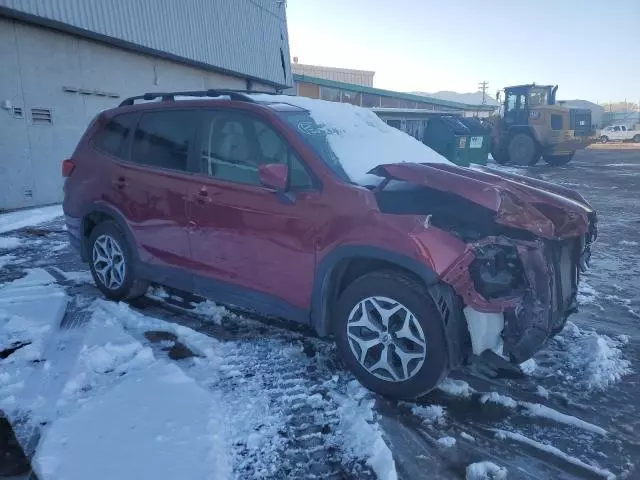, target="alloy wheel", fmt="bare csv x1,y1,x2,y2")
92,234,126,290
346,296,427,382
